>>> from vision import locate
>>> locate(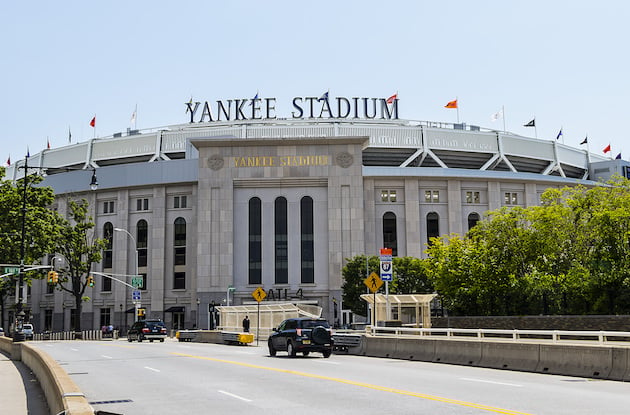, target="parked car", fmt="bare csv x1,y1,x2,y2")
268,318,333,358
0,327,4,336
22,324,34,340
127,319,167,342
